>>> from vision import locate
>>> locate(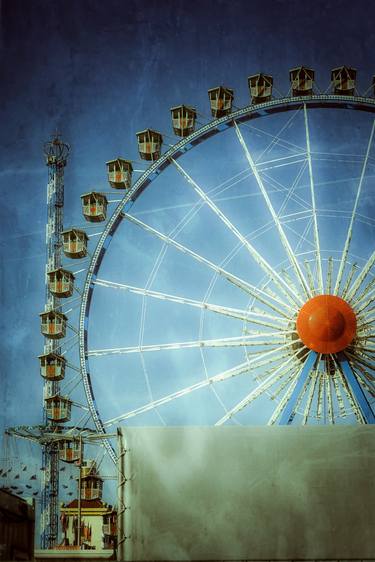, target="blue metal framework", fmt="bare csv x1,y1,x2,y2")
279,352,319,425
338,354,375,424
